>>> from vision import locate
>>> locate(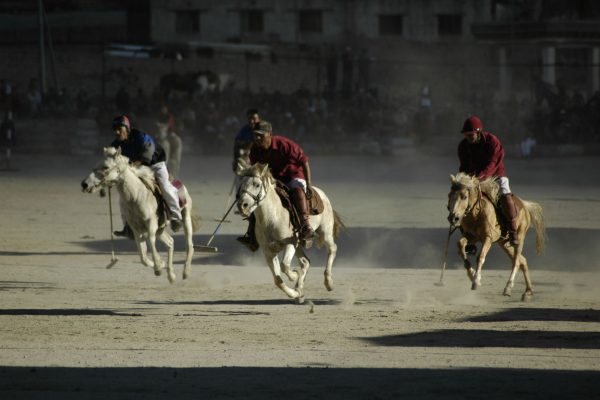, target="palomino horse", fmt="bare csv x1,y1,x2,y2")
236,164,344,302
447,172,545,301
81,147,199,283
